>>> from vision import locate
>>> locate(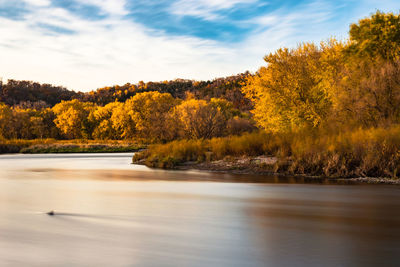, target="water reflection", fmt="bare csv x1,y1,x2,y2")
247,186,400,266
0,153,399,266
